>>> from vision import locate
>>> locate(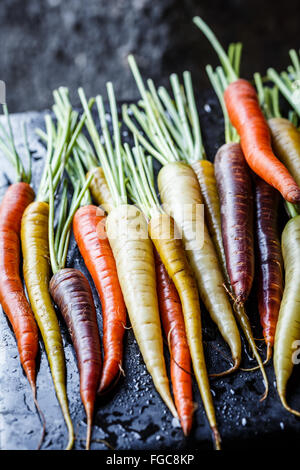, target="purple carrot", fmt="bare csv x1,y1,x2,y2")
214,142,254,304
50,268,102,449
254,175,283,362
214,142,268,397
